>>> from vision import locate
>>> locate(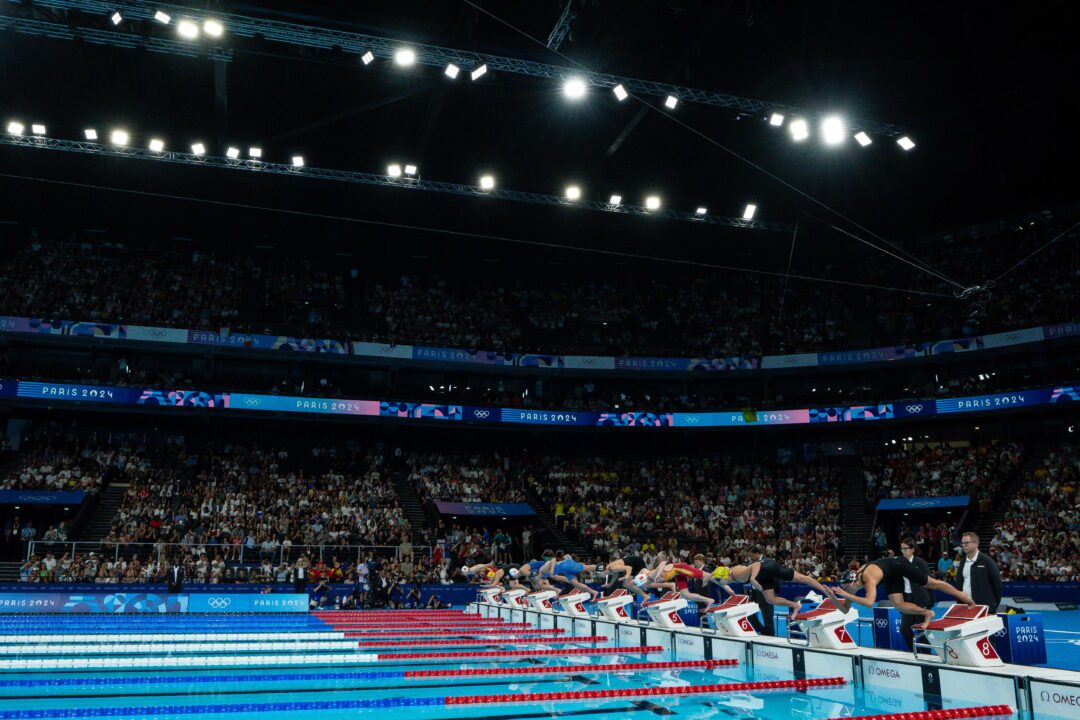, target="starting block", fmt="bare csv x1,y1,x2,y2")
478,587,503,605
526,589,557,611
704,594,760,638
596,589,636,622
500,588,528,607
913,604,1004,667
642,591,688,629
789,598,858,649
557,590,593,618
